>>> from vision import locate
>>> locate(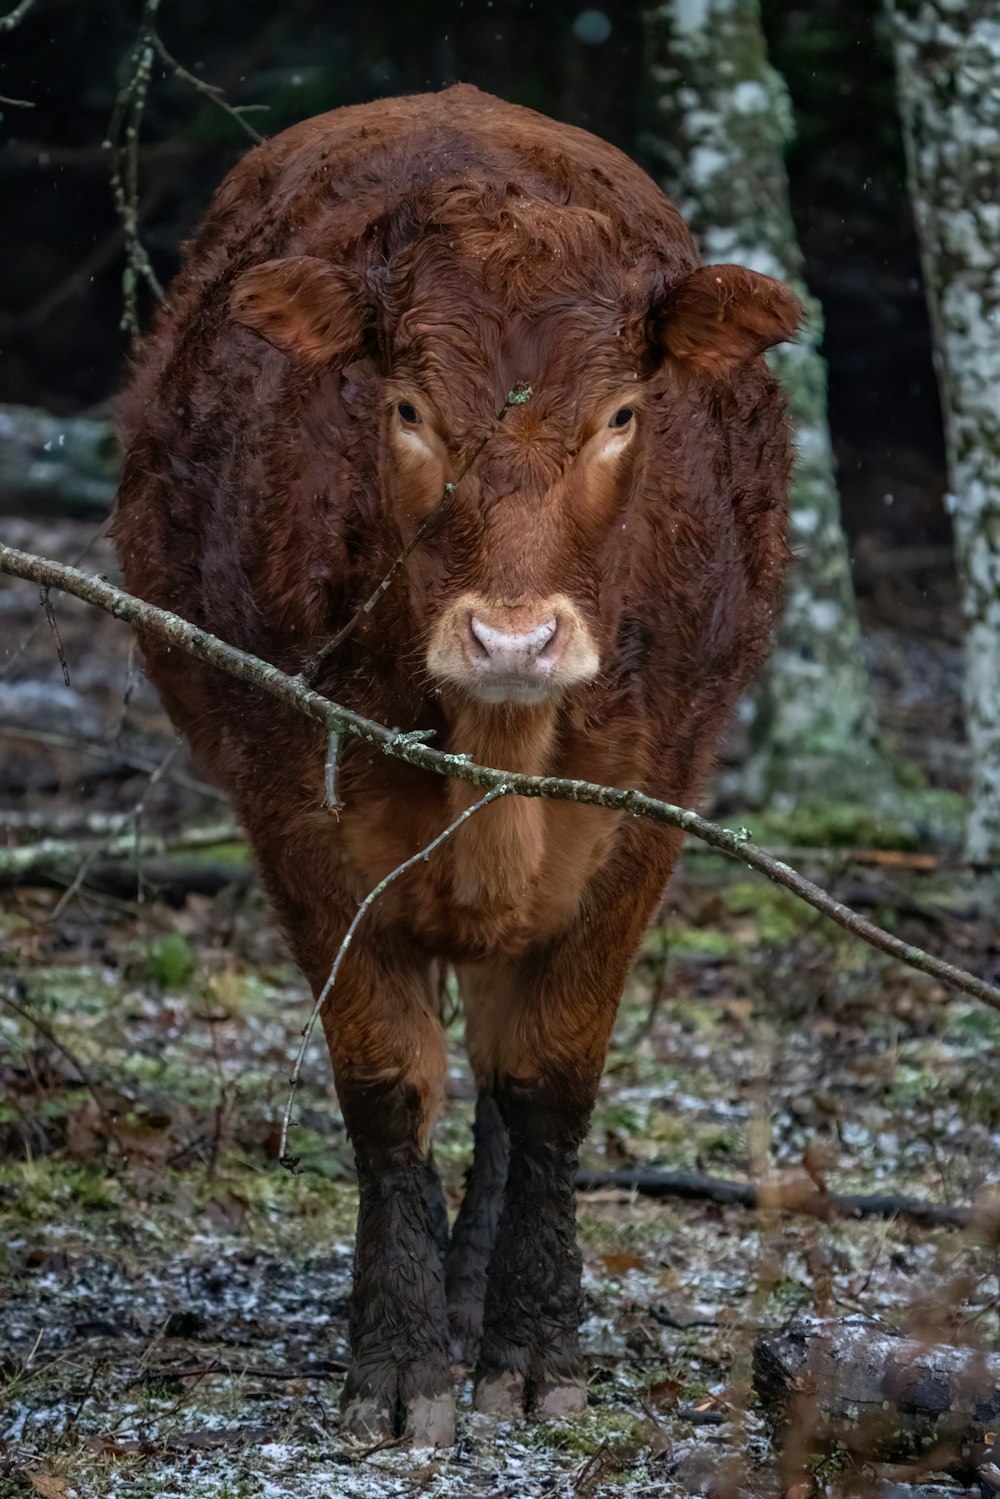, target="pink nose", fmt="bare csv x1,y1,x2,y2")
468,616,558,676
